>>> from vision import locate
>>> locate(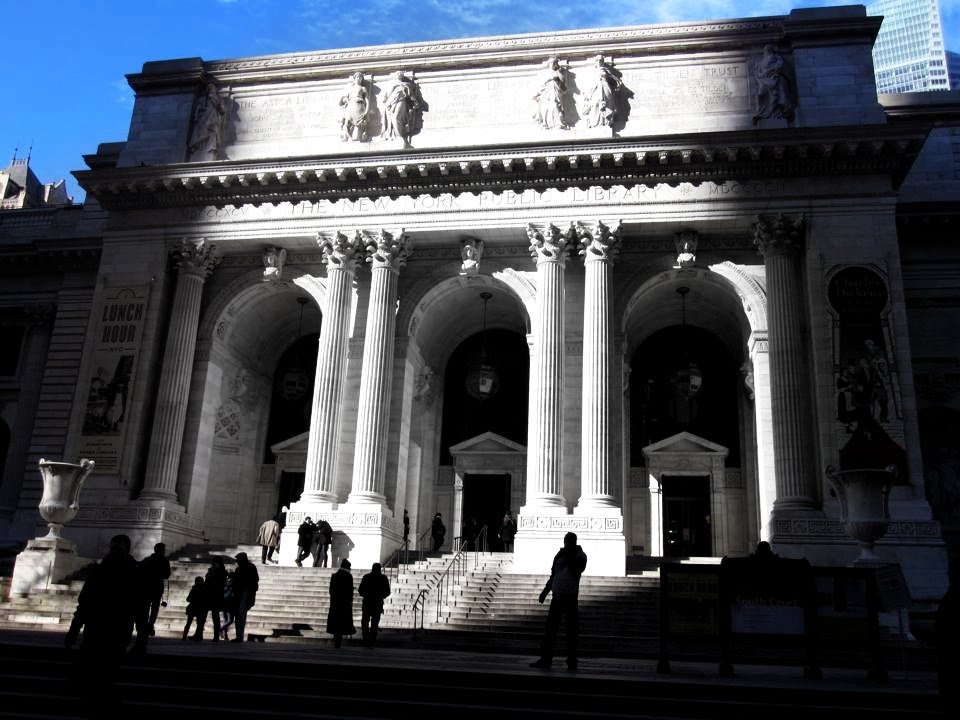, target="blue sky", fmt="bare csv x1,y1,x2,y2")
4,0,958,202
